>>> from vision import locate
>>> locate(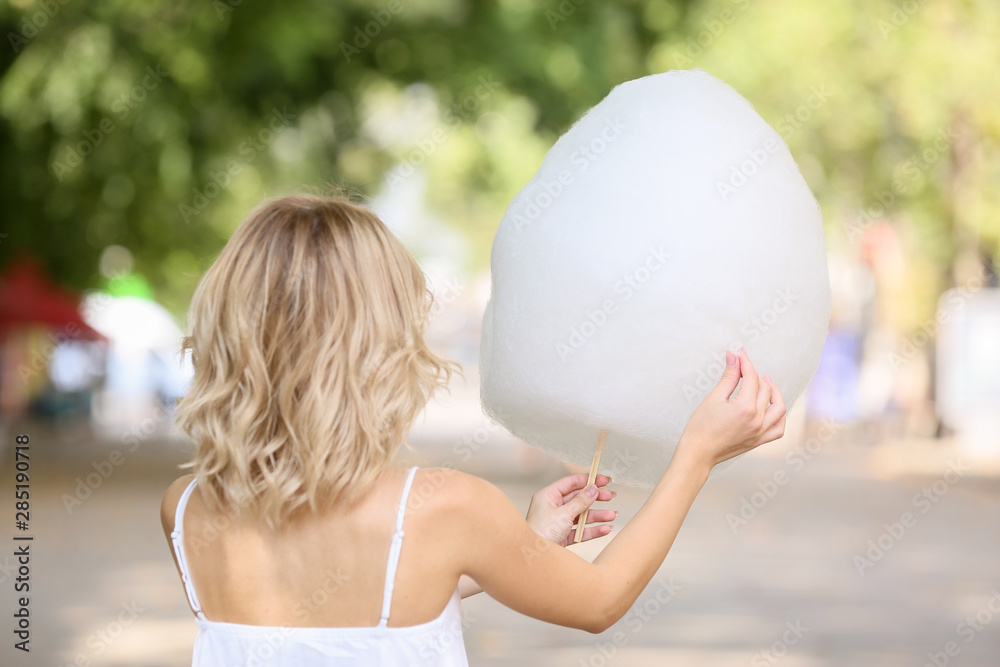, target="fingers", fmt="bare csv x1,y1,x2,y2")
549,473,612,498
737,348,759,403
544,474,586,498
571,508,618,544
564,484,599,518
711,350,742,400
762,376,786,432
756,372,773,414
576,508,617,524
563,486,615,503
574,523,614,543
760,420,786,444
